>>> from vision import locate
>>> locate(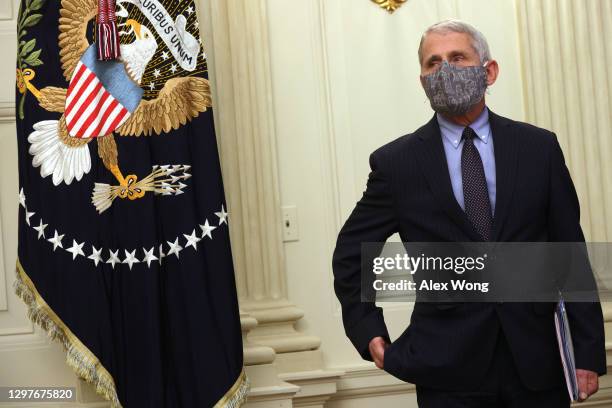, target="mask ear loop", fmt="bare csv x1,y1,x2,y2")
482,60,492,95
